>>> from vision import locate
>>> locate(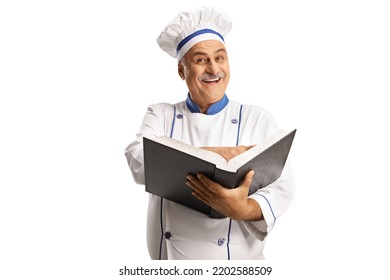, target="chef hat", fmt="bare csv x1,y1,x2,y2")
157,7,232,61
